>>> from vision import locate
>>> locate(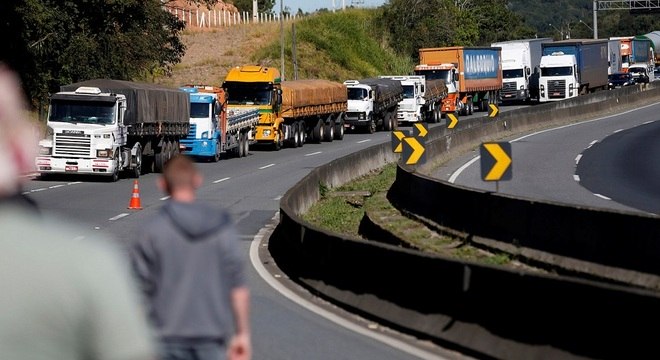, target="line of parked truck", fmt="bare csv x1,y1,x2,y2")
34,31,659,181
